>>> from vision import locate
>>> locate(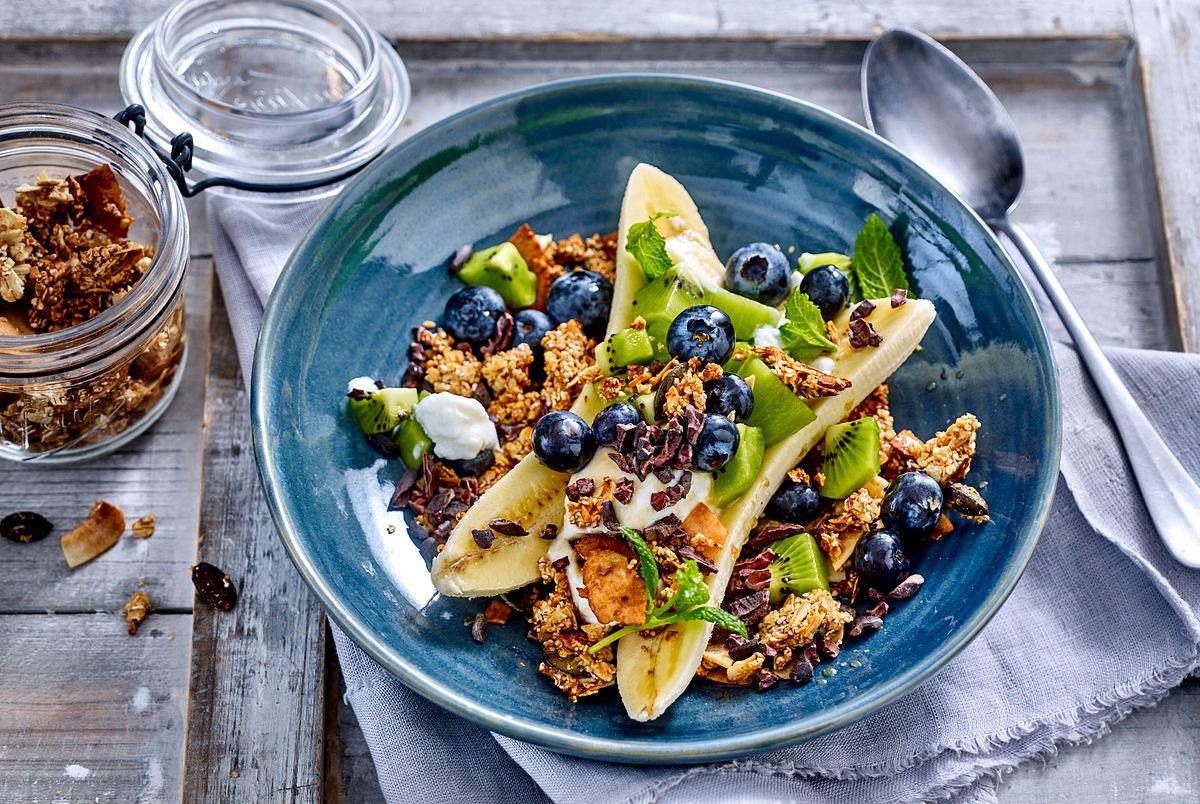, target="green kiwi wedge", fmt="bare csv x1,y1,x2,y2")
711,423,765,508
457,242,537,308
348,386,419,435
609,327,655,368
725,350,816,446
819,417,881,499
765,532,829,604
